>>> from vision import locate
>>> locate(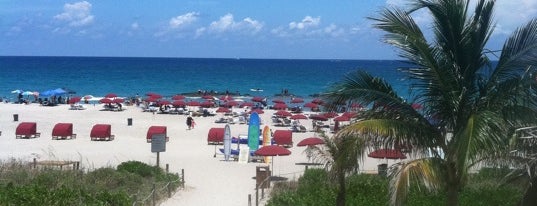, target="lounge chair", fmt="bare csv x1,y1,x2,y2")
214,117,228,123
90,124,115,141
16,122,41,139
146,126,169,143
207,127,225,145
238,116,247,124
52,123,76,140
273,130,293,148
69,104,86,110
